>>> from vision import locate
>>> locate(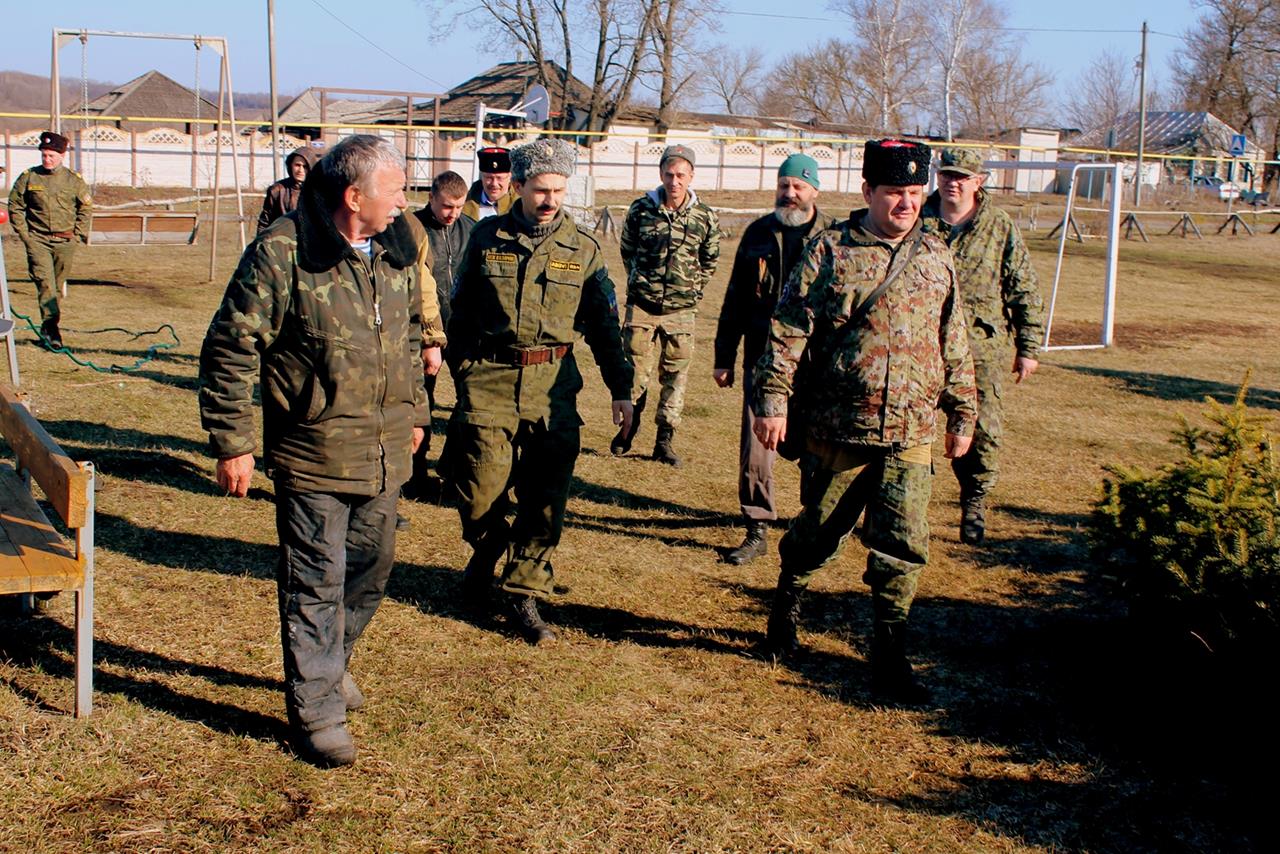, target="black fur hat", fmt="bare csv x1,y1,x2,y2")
862,139,932,186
